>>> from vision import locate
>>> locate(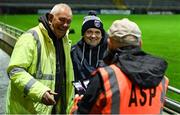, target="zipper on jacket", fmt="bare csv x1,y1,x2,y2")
89,49,92,66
